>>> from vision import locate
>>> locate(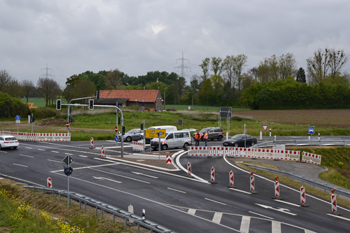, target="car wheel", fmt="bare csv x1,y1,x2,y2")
161,144,168,150
0,144,2,149
234,143,239,147
251,142,255,146
126,136,132,142
218,135,223,141
183,143,189,150
13,147,18,150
